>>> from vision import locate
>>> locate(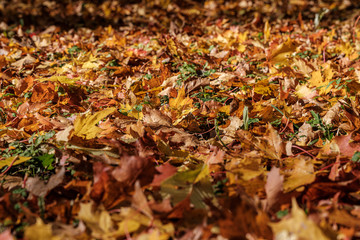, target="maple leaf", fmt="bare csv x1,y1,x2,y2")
72,107,116,139
169,88,195,114
334,134,360,157
11,54,36,69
